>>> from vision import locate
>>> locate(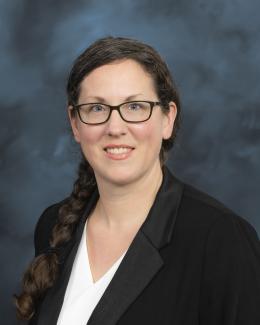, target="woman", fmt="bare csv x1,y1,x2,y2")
15,36,260,324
